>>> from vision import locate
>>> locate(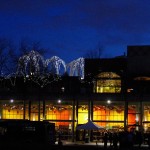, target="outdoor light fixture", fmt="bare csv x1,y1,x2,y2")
57,99,61,104
135,115,139,122
61,87,65,92
107,100,111,104
10,99,14,103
